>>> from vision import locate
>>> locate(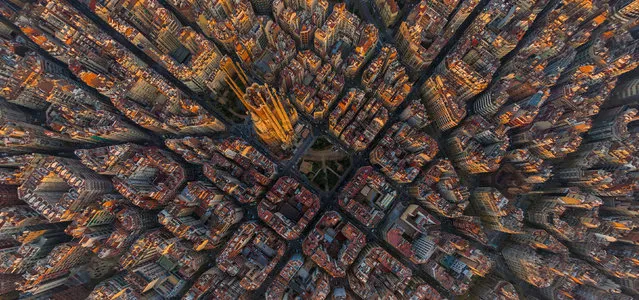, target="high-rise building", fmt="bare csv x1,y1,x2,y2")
0,0,637,299
17,156,113,222
279,50,344,120
65,194,159,259
266,254,330,300
82,0,231,94
383,203,440,264
0,100,79,153
18,242,90,296
0,38,68,110
607,76,639,109
166,136,277,204
272,0,328,48
183,266,248,300
361,45,413,110
503,243,626,297
258,177,319,240
421,0,548,130
329,88,389,151
501,244,557,288
163,0,296,84
0,205,48,238
395,0,480,75
471,187,524,234
251,0,273,14
76,144,186,209
509,227,569,254
7,0,226,135
302,211,366,278
469,275,520,300
374,0,399,27
0,222,71,275
348,245,412,299
493,149,553,195
241,83,299,152
87,272,140,299
338,166,398,227
0,36,150,143
158,181,243,250
446,115,510,174
409,159,470,218
370,121,439,183
216,222,286,290
313,3,378,77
